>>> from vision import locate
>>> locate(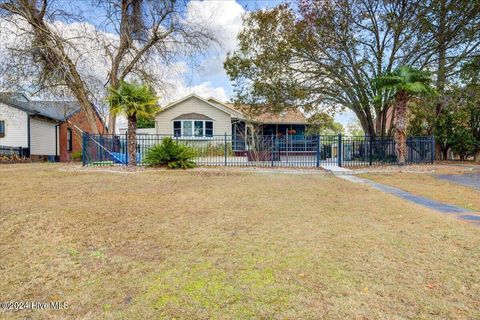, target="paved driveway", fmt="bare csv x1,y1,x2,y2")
437,173,480,190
